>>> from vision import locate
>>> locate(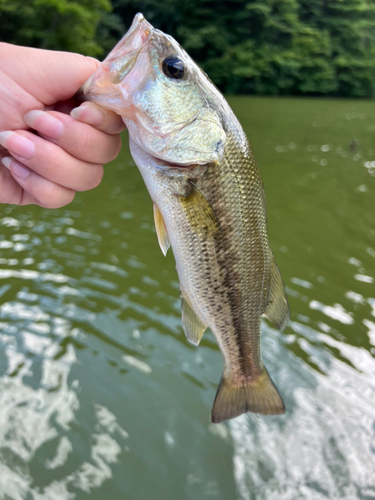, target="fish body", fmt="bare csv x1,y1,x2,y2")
81,14,289,423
